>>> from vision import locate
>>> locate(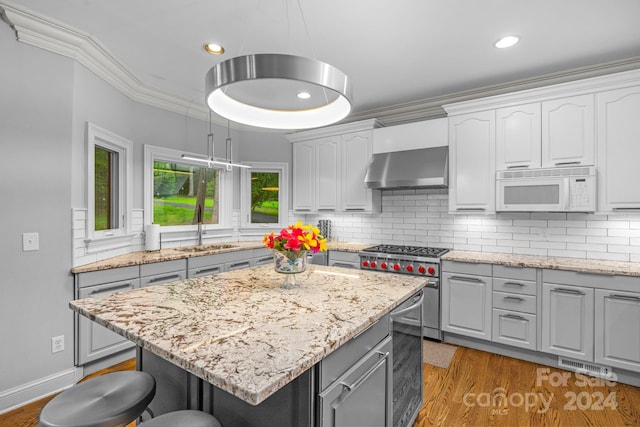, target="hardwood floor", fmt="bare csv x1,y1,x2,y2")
2,347,639,427
415,346,640,426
